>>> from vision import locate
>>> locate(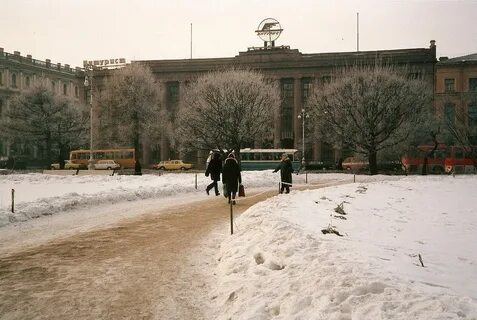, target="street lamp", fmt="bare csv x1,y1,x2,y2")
297,108,309,169
84,70,95,170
